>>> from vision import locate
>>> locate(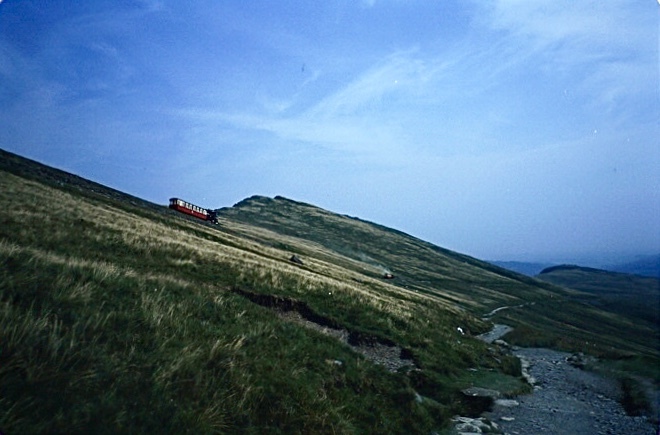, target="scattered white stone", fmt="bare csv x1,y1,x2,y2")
495,399,520,407
494,339,510,348
501,416,515,422
452,416,498,434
